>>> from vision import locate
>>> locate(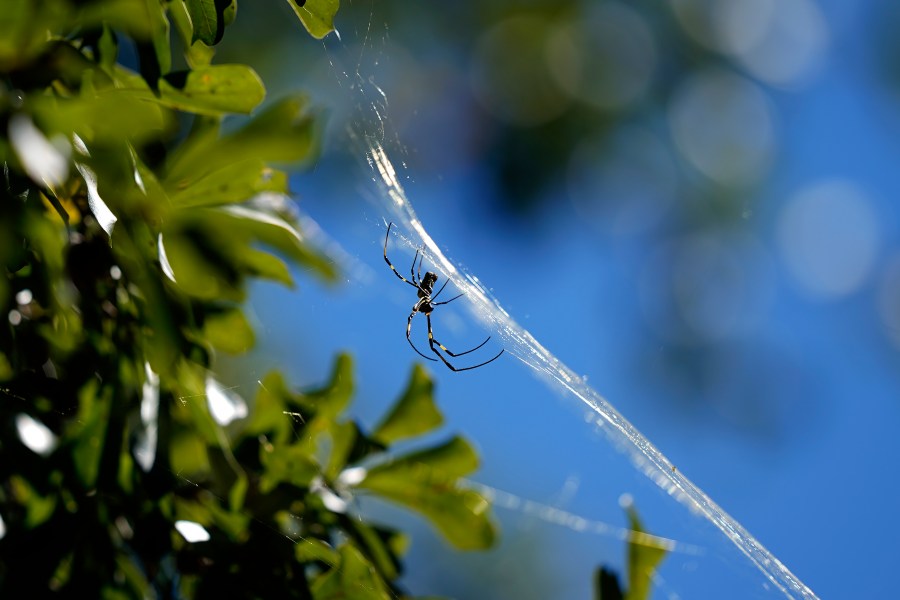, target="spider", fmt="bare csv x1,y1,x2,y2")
383,222,504,372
